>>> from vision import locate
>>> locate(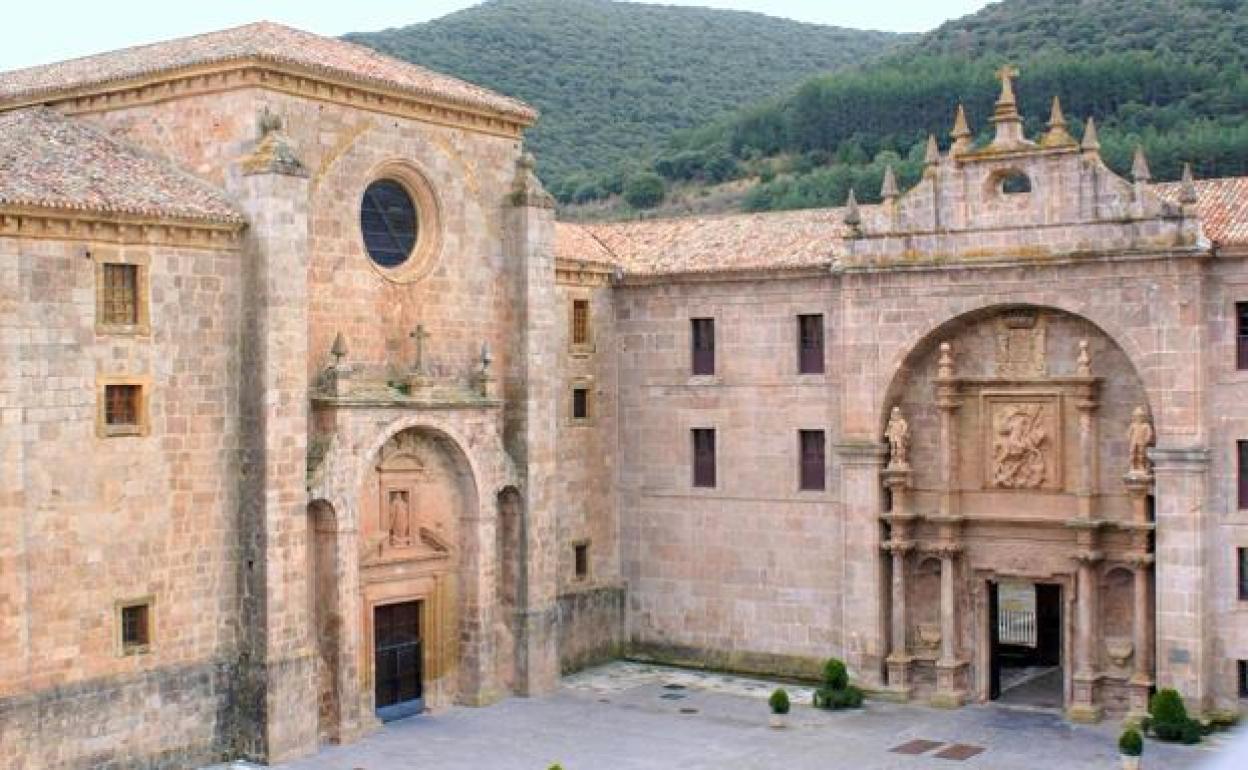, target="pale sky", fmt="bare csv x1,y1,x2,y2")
0,0,993,71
